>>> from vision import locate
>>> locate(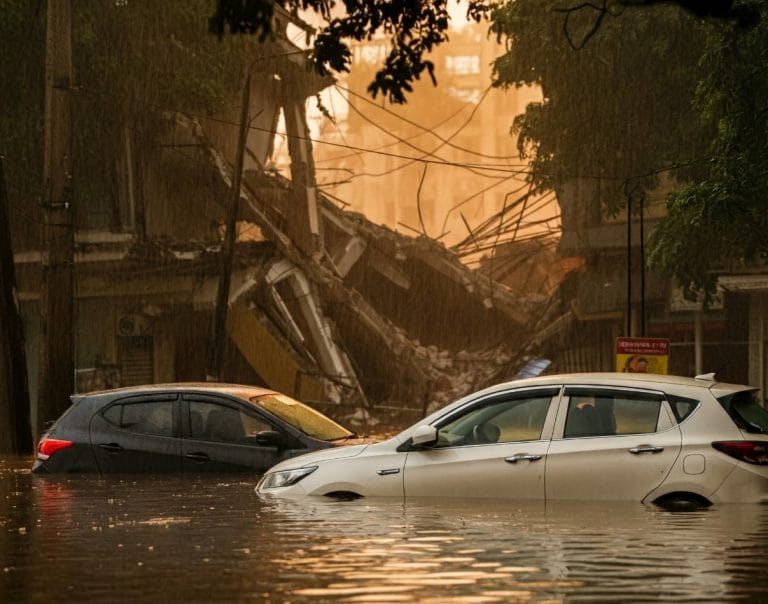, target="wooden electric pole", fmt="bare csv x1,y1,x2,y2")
38,0,75,436
206,67,252,382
